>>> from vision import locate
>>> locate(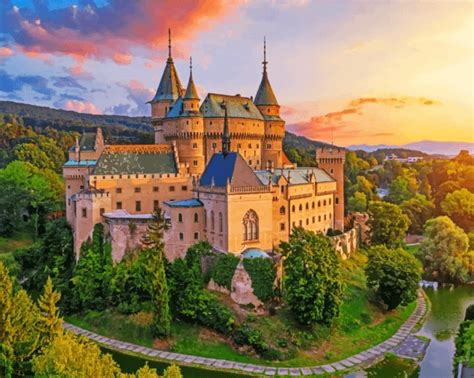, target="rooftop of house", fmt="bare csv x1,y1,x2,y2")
166,97,203,118
63,159,97,167
199,152,264,188
255,167,335,185
102,210,153,220
163,199,203,208
93,145,177,175
69,132,96,152
200,93,264,120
